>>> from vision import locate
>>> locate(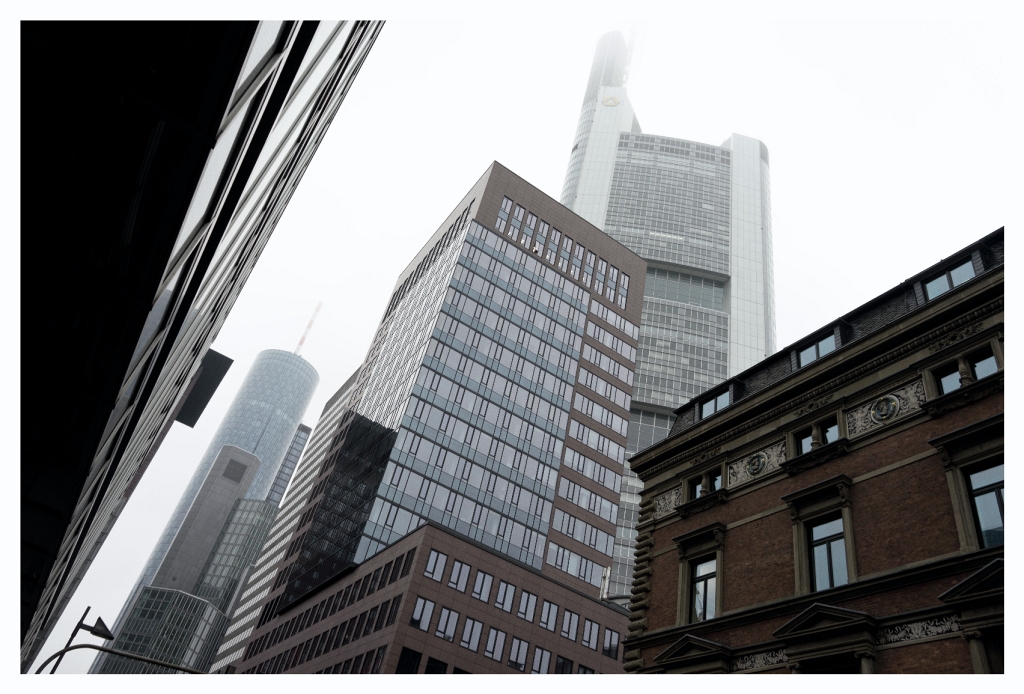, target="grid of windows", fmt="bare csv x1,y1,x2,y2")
547,543,605,587
562,447,622,492
551,509,614,555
